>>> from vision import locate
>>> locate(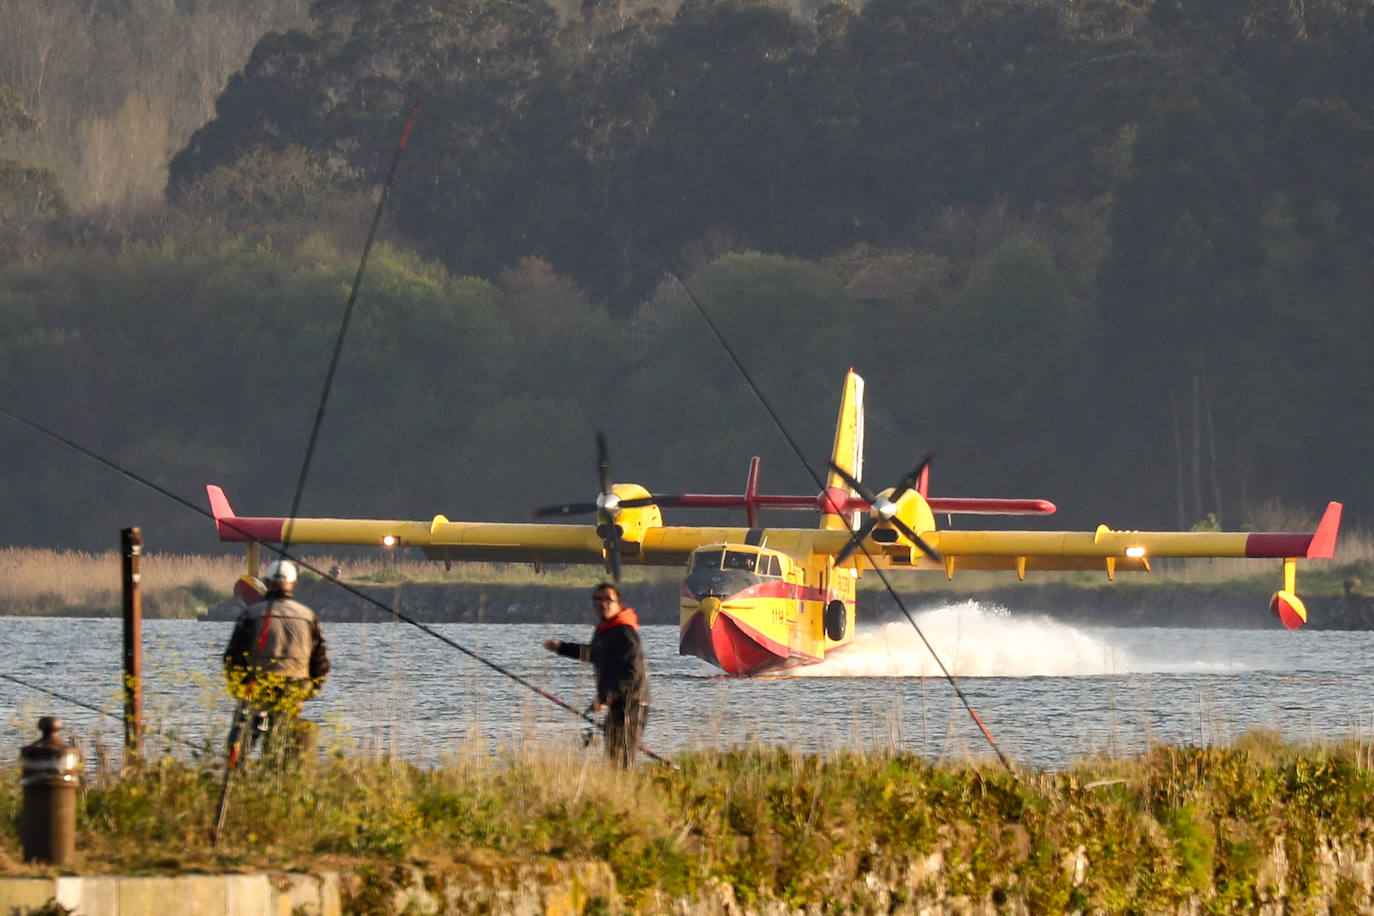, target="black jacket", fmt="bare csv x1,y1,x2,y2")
557,618,649,708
